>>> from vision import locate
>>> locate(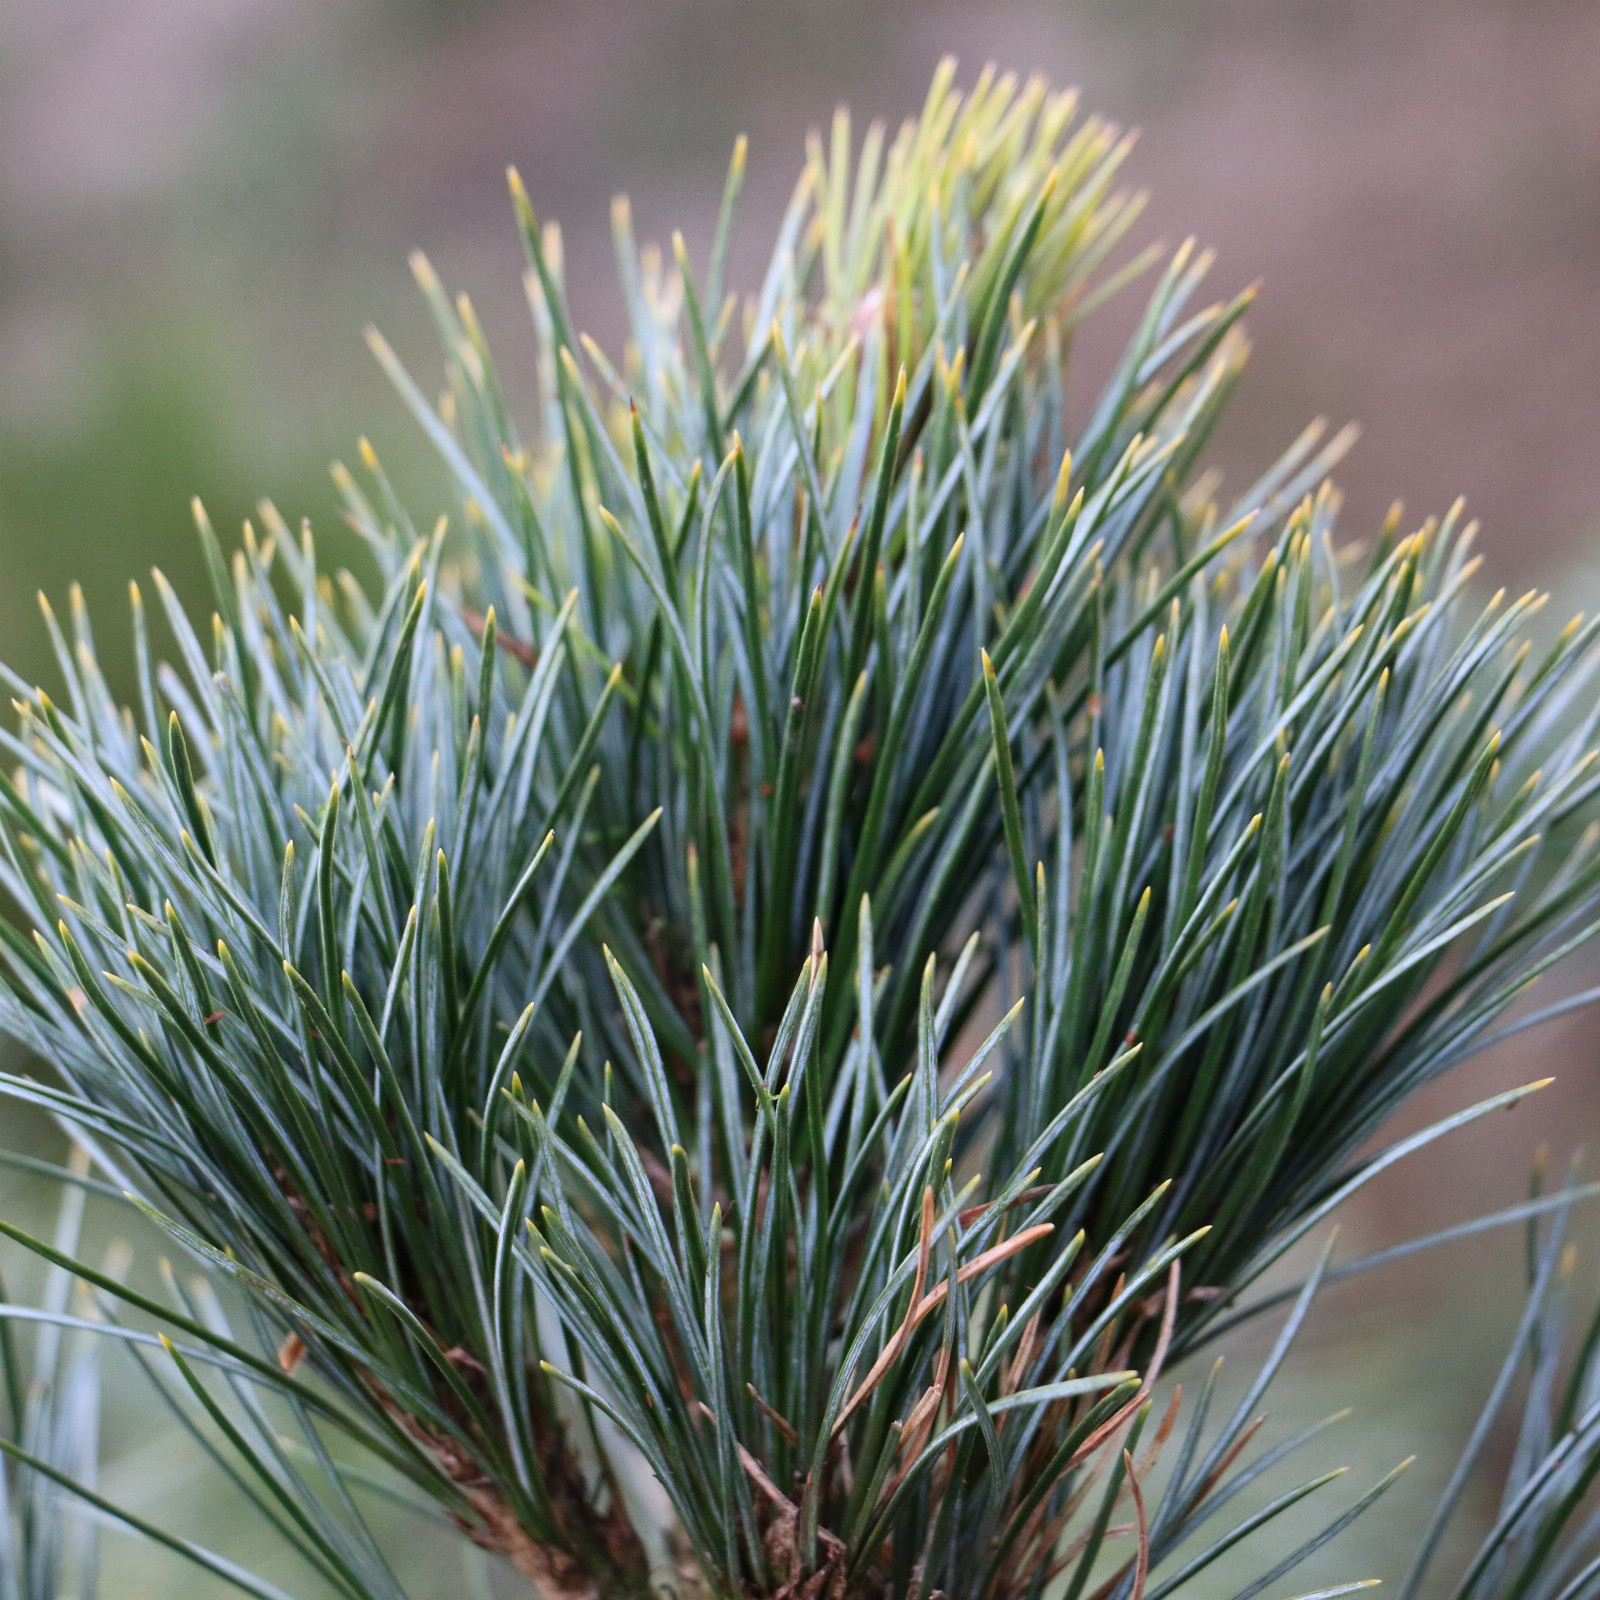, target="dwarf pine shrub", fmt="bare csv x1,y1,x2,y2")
0,59,1599,1600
